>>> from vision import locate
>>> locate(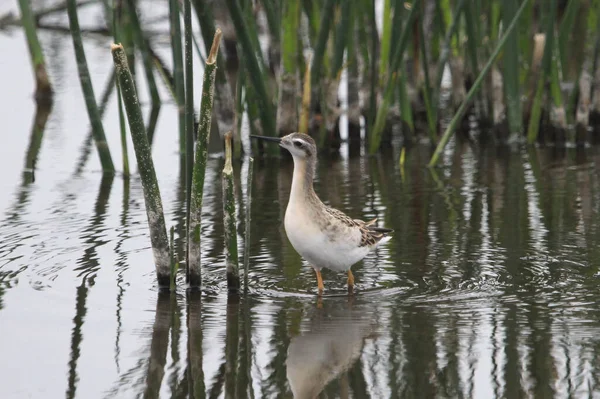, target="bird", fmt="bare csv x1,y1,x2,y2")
286,299,376,398
251,132,393,295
